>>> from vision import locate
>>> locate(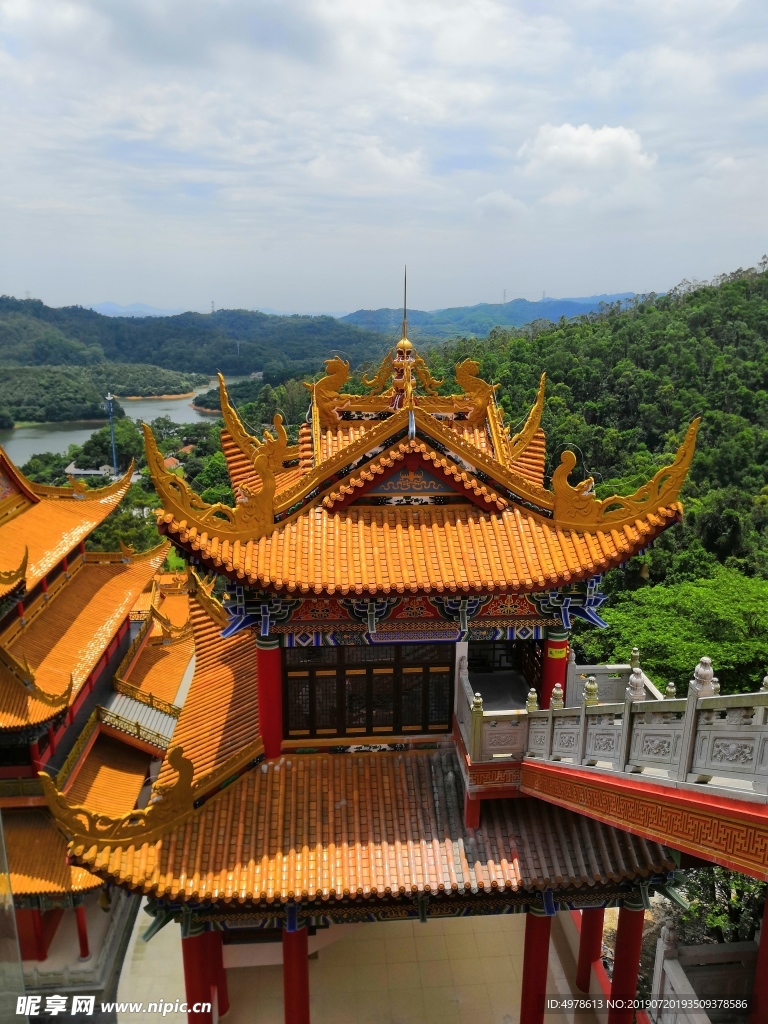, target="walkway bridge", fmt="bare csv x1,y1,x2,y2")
457,652,768,882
